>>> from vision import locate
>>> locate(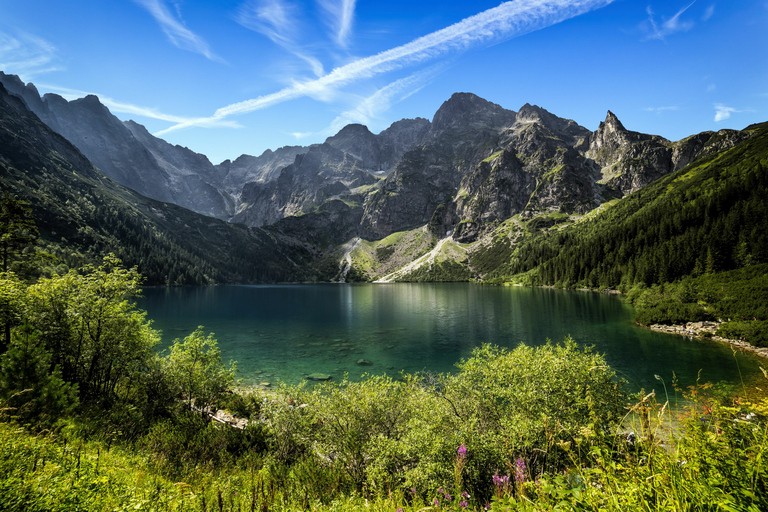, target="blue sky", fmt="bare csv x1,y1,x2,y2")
1,0,766,164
